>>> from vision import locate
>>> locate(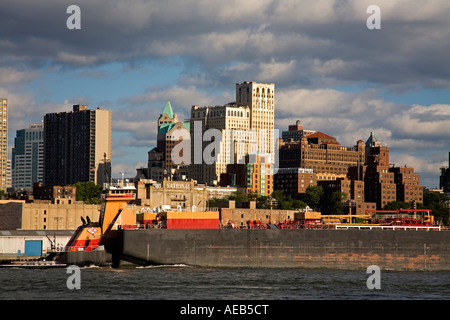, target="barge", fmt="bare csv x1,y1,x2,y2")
107,228,450,270
60,183,450,271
